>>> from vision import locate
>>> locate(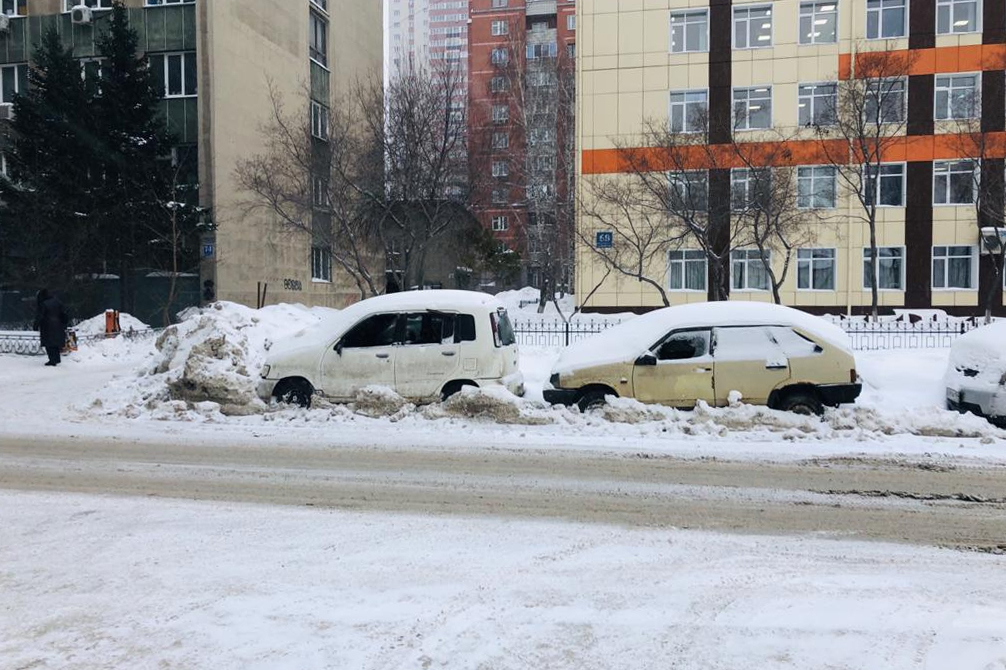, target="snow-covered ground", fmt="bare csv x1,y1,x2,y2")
0,300,1004,463
1,491,1004,670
